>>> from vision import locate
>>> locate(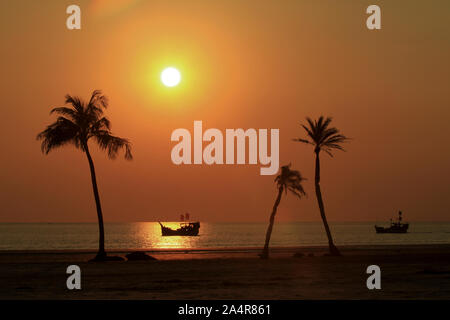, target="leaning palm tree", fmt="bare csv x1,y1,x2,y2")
37,90,132,261
260,164,306,259
293,116,349,256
